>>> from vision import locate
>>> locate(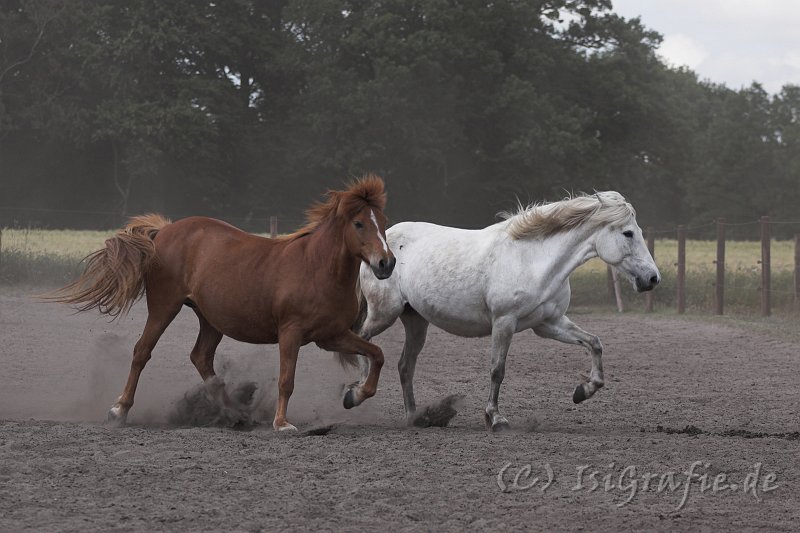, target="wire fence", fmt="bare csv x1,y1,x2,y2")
2,207,800,317
591,217,800,317
0,206,307,286
0,205,308,235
